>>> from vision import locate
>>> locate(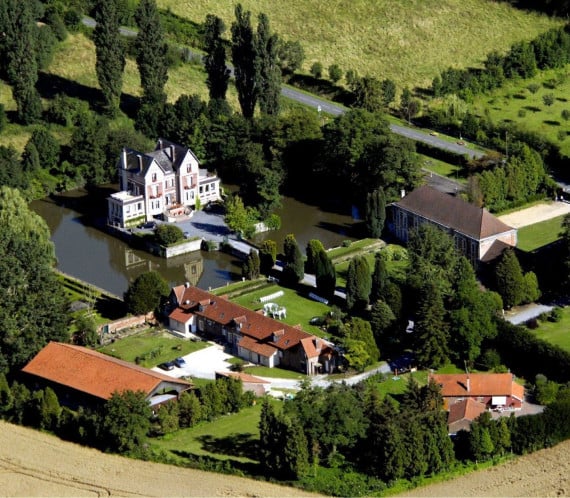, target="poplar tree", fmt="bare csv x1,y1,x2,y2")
93,0,126,116
231,4,257,119
370,252,388,302
315,250,336,300
2,0,42,123
255,13,281,115
134,0,168,134
282,233,304,285
204,15,230,101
